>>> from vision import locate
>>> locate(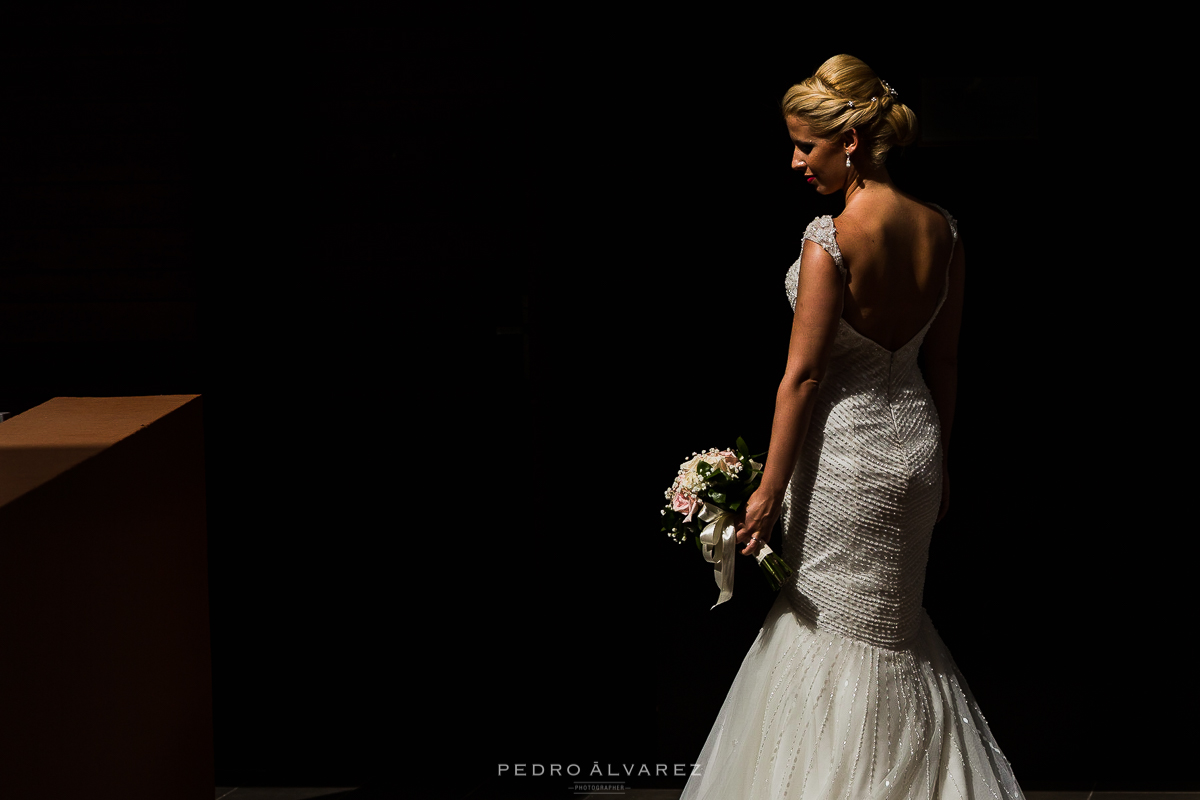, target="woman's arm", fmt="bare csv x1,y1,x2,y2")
921,235,966,521
737,242,844,555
